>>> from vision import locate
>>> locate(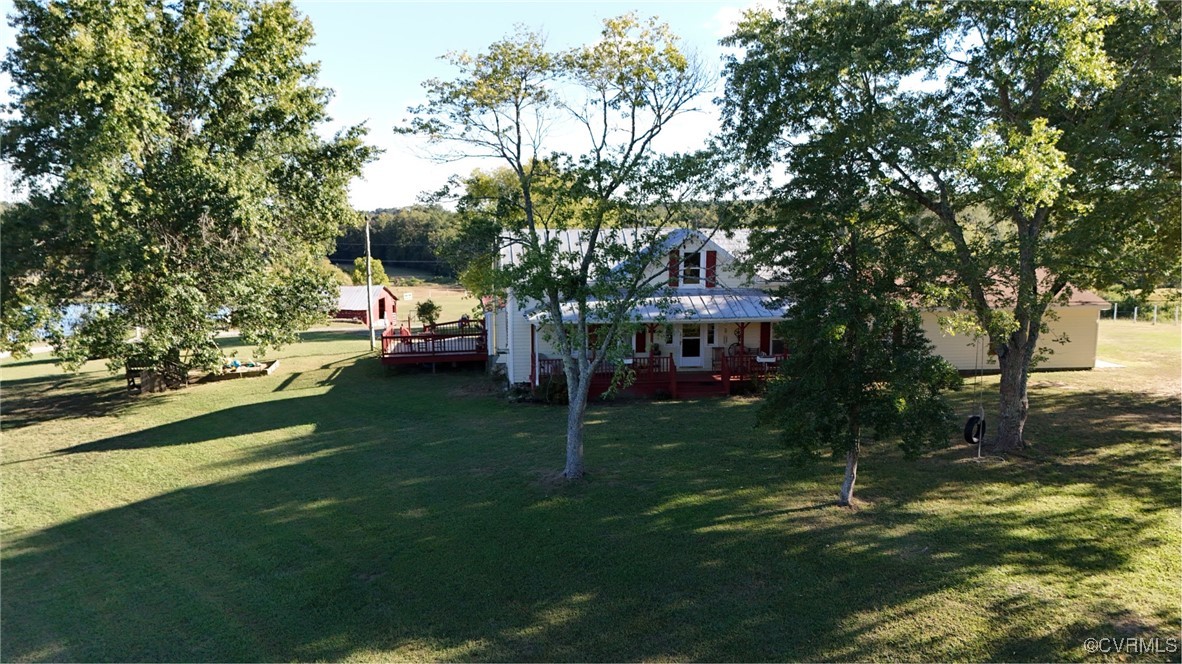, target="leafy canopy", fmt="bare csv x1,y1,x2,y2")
721,0,1179,449
752,167,961,468
351,257,389,286
402,14,716,477
1,0,375,372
